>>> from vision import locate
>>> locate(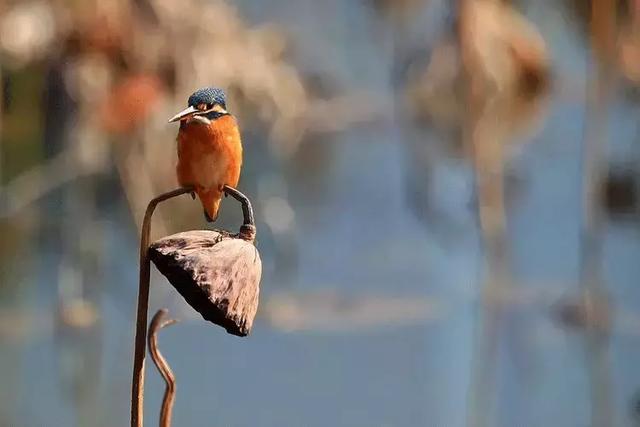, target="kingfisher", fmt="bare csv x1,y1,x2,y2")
169,87,242,222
